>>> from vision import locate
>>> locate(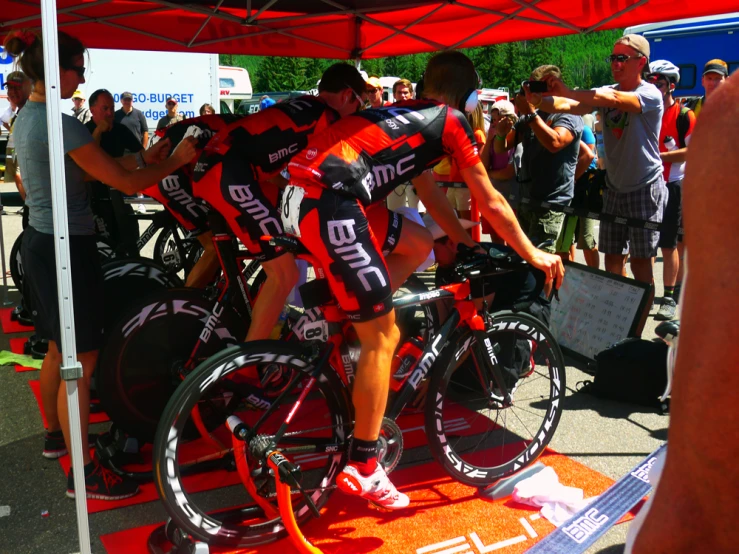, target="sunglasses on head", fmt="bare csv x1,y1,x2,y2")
606,54,642,64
